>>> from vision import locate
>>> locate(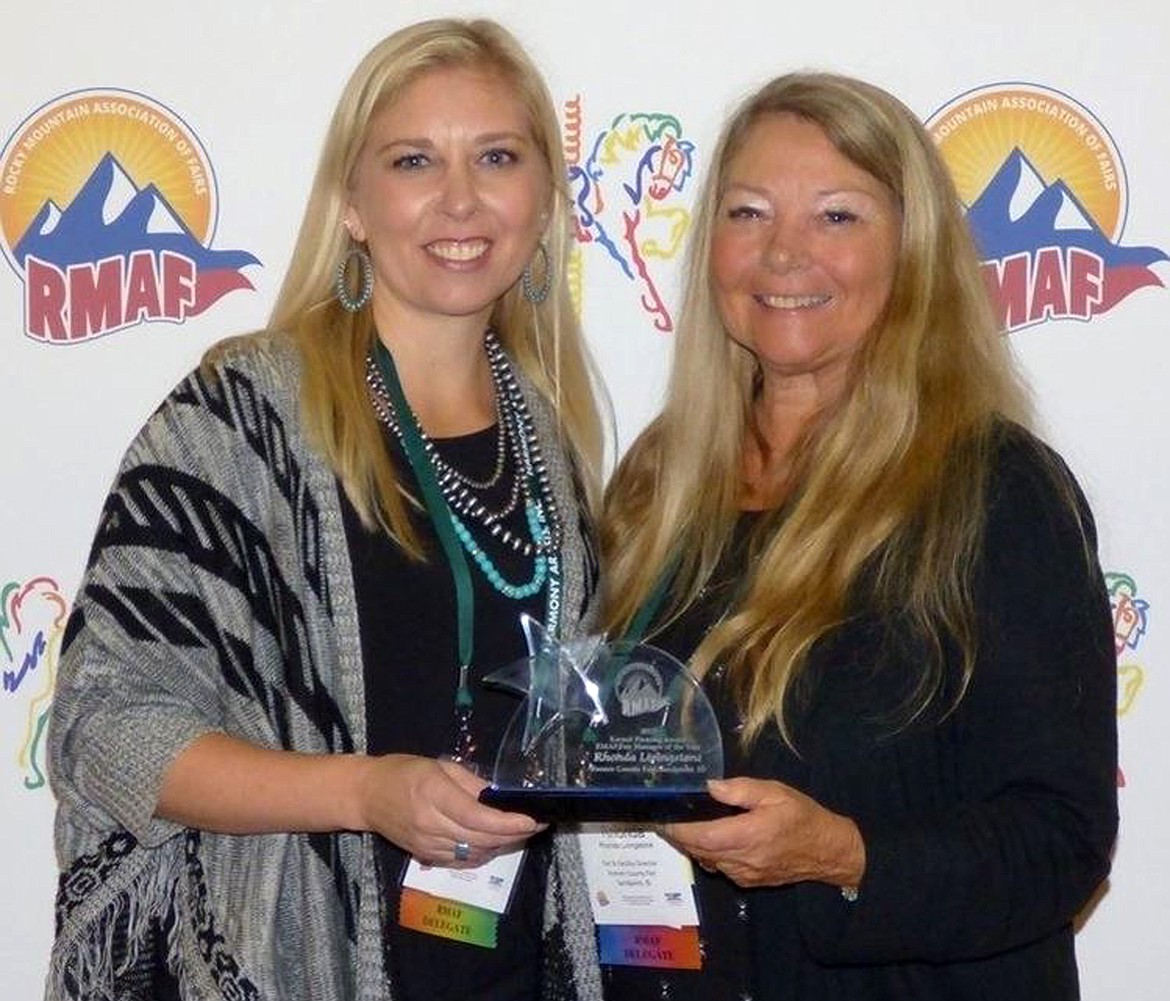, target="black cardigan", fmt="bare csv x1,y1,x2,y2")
741,429,1117,1000
605,427,1117,1001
